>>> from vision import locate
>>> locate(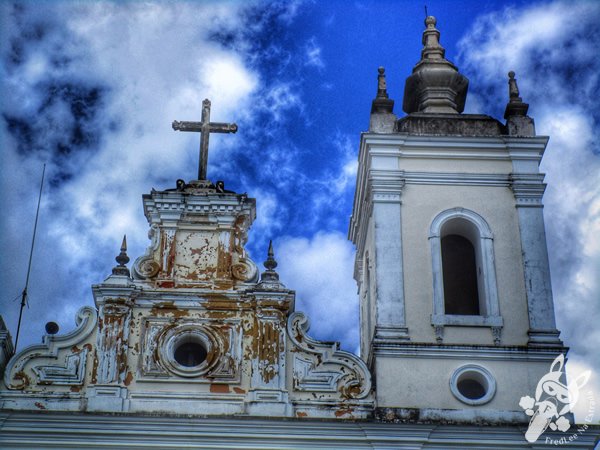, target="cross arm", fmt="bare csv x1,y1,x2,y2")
209,122,238,133
172,121,238,133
